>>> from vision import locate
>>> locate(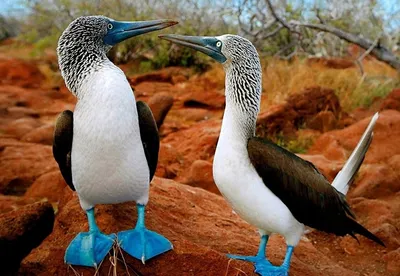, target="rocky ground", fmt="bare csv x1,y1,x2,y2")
0,56,399,275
